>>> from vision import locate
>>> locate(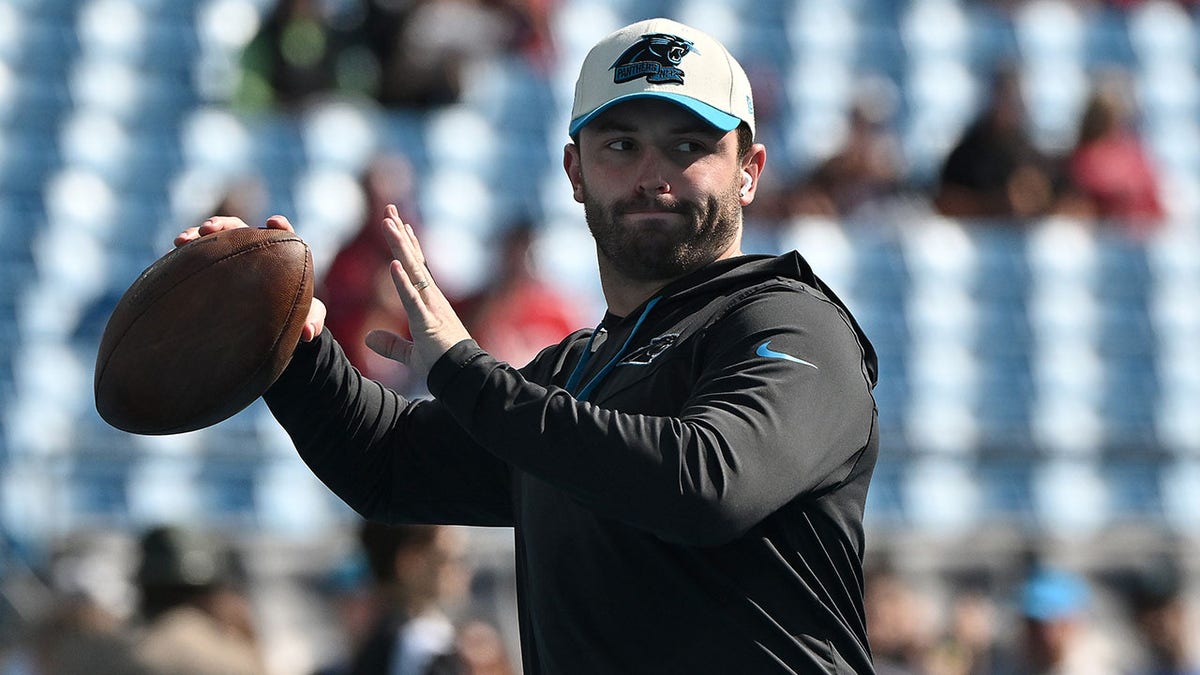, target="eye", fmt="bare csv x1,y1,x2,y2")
605,139,635,151
672,140,705,153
